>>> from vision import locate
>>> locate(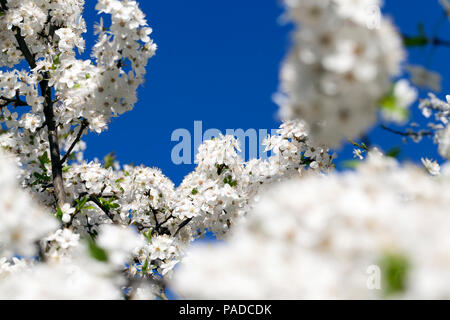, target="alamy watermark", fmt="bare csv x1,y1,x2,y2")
170,121,278,165
366,265,382,290
365,4,381,30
